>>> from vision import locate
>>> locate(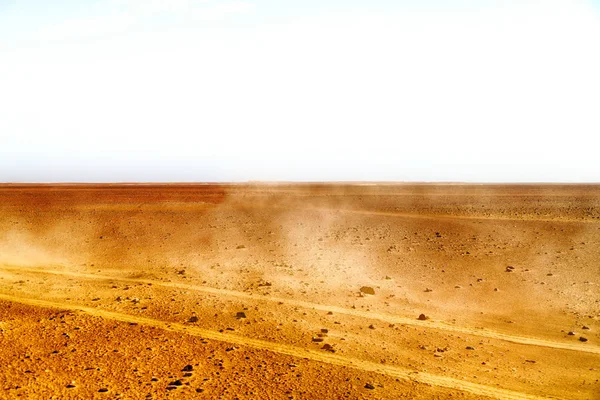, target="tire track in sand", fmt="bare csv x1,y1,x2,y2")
0,293,556,400
2,264,598,356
